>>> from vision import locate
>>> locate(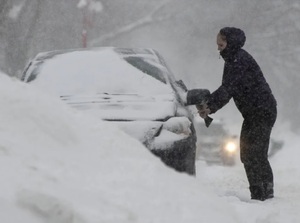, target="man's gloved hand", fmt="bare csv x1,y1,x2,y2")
196,103,211,119
185,88,213,127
